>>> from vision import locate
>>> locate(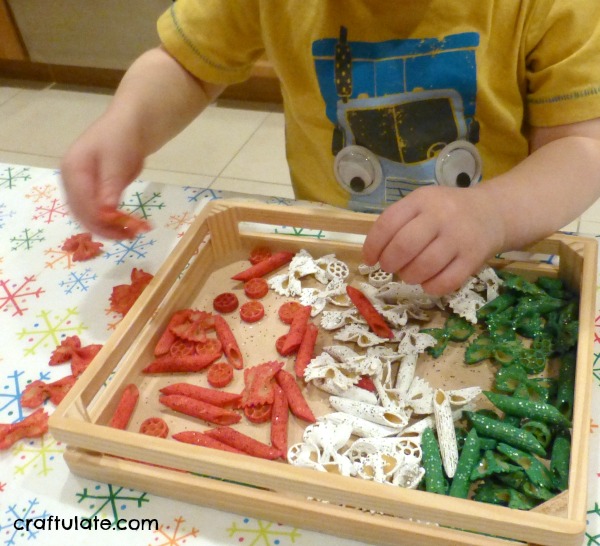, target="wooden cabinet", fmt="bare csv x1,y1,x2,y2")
0,0,26,60
1,0,280,102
